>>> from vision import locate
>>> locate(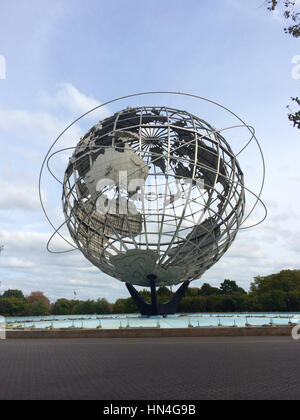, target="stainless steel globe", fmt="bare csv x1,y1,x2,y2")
62,106,245,288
